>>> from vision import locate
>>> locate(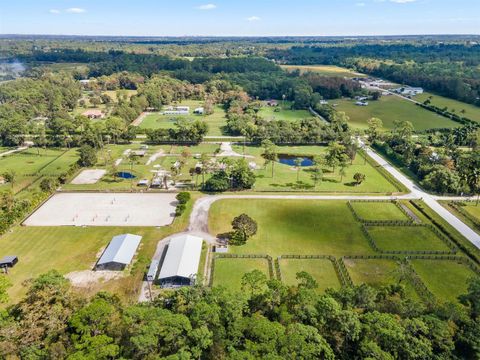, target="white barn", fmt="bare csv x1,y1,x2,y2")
96,234,142,271
158,234,203,287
